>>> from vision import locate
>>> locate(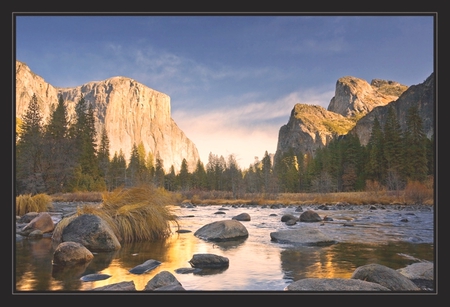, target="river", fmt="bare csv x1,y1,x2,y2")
14,202,434,292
